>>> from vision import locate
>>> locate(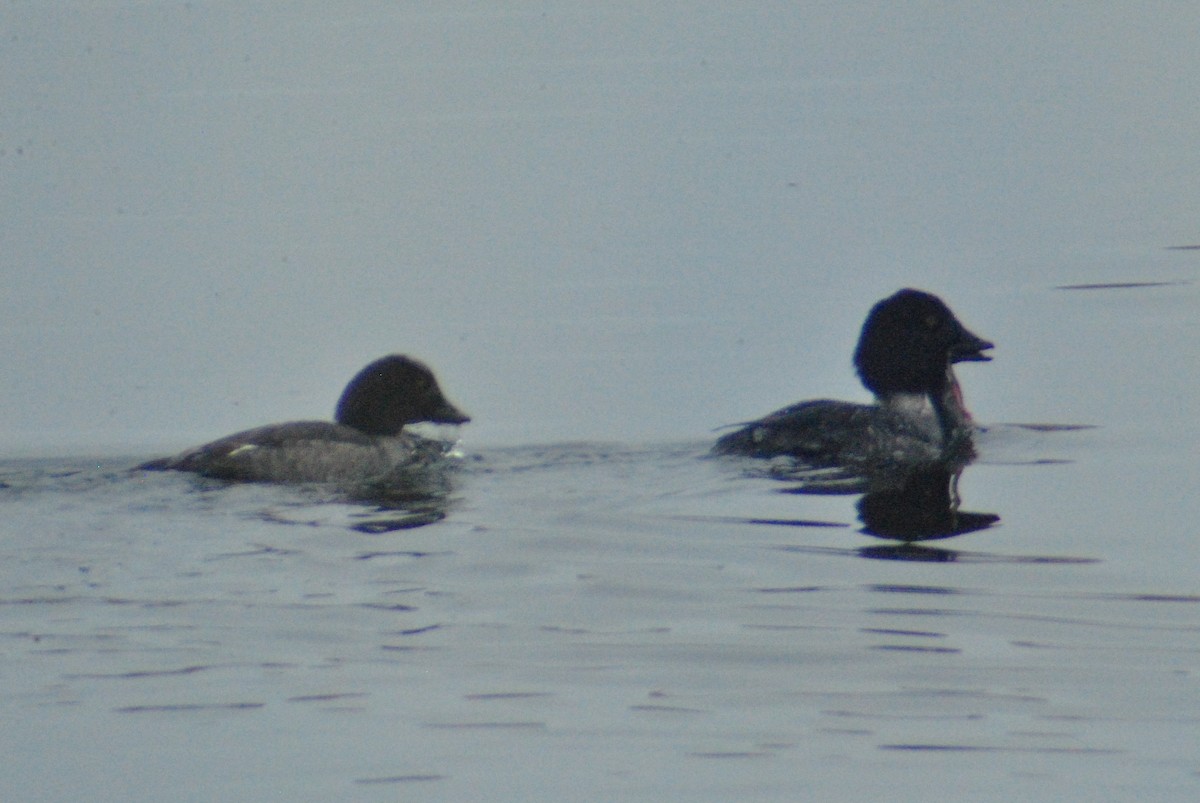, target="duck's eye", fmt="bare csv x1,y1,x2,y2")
923,313,940,330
